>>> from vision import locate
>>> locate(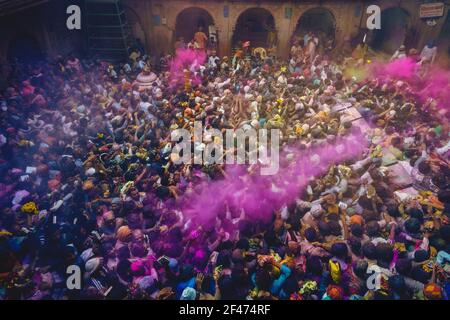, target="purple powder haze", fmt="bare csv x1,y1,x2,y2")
159,57,450,229
370,57,418,79
169,48,206,89
176,132,368,226
369,58,450,114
